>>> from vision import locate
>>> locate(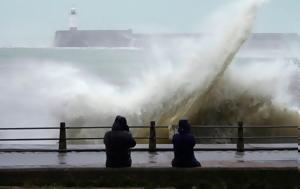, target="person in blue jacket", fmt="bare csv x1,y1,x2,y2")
104,115,136,168
172,119,201,167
